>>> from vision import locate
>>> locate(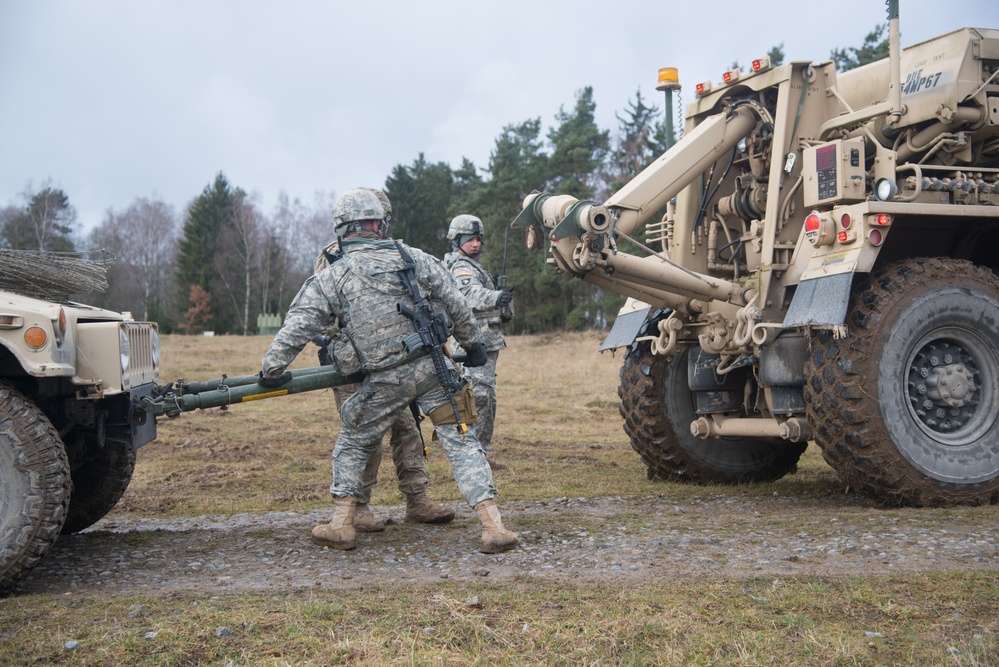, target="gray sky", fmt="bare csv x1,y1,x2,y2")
0,0,991,232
